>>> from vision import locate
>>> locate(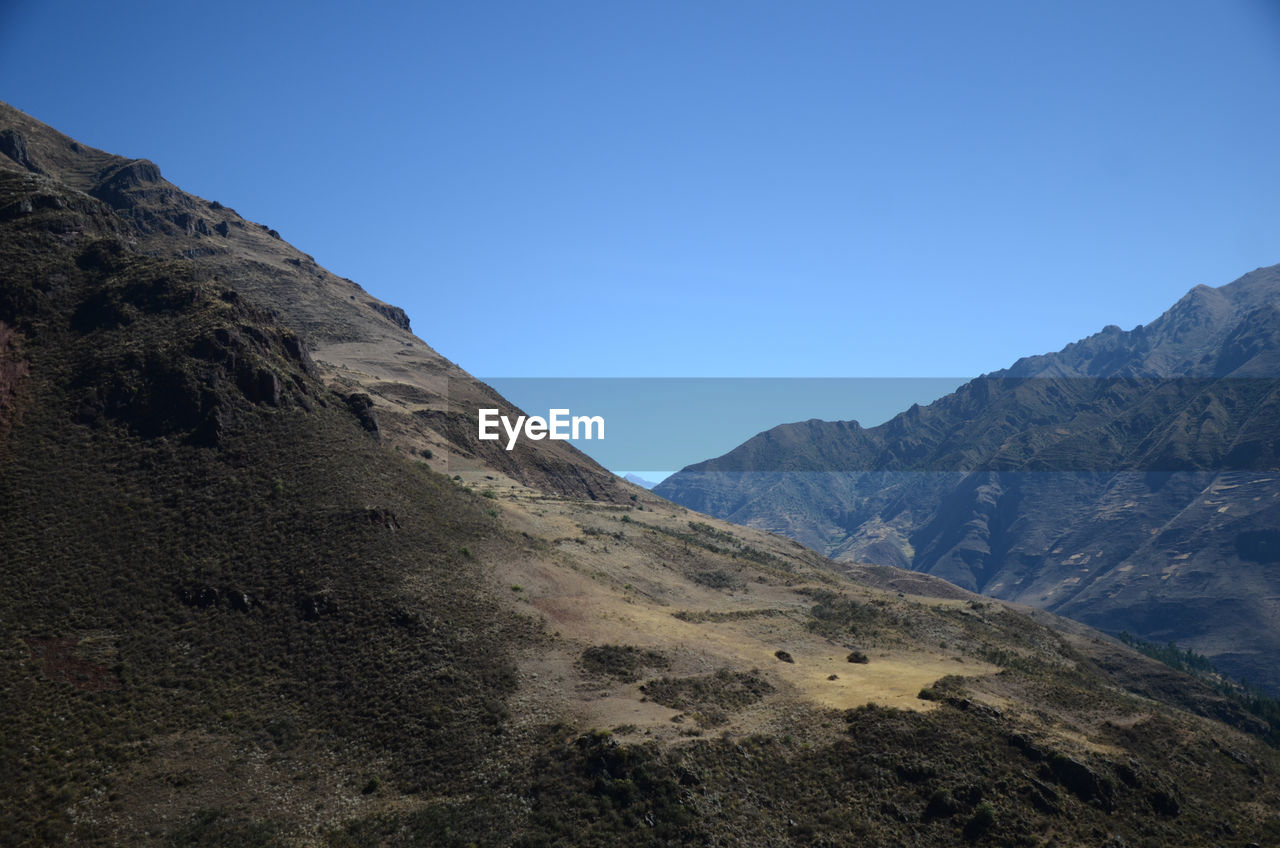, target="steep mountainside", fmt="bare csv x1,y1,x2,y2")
656,265,1280,691
4,102,1280,846
0,102,626,503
